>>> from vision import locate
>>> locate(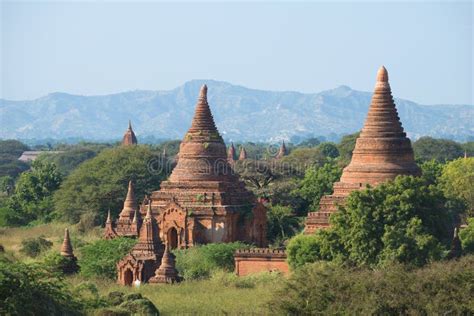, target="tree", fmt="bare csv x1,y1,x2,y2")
266,204,300,244
0,139,30,178
53,145,167,223
318,142,339,158
288,176,463,268
293,162,342,211
420,159,444,186
337,132,359,165
459,218,474,254
413,137,464,162
0,160,62,226
299,137,321,148
440,157,474,216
